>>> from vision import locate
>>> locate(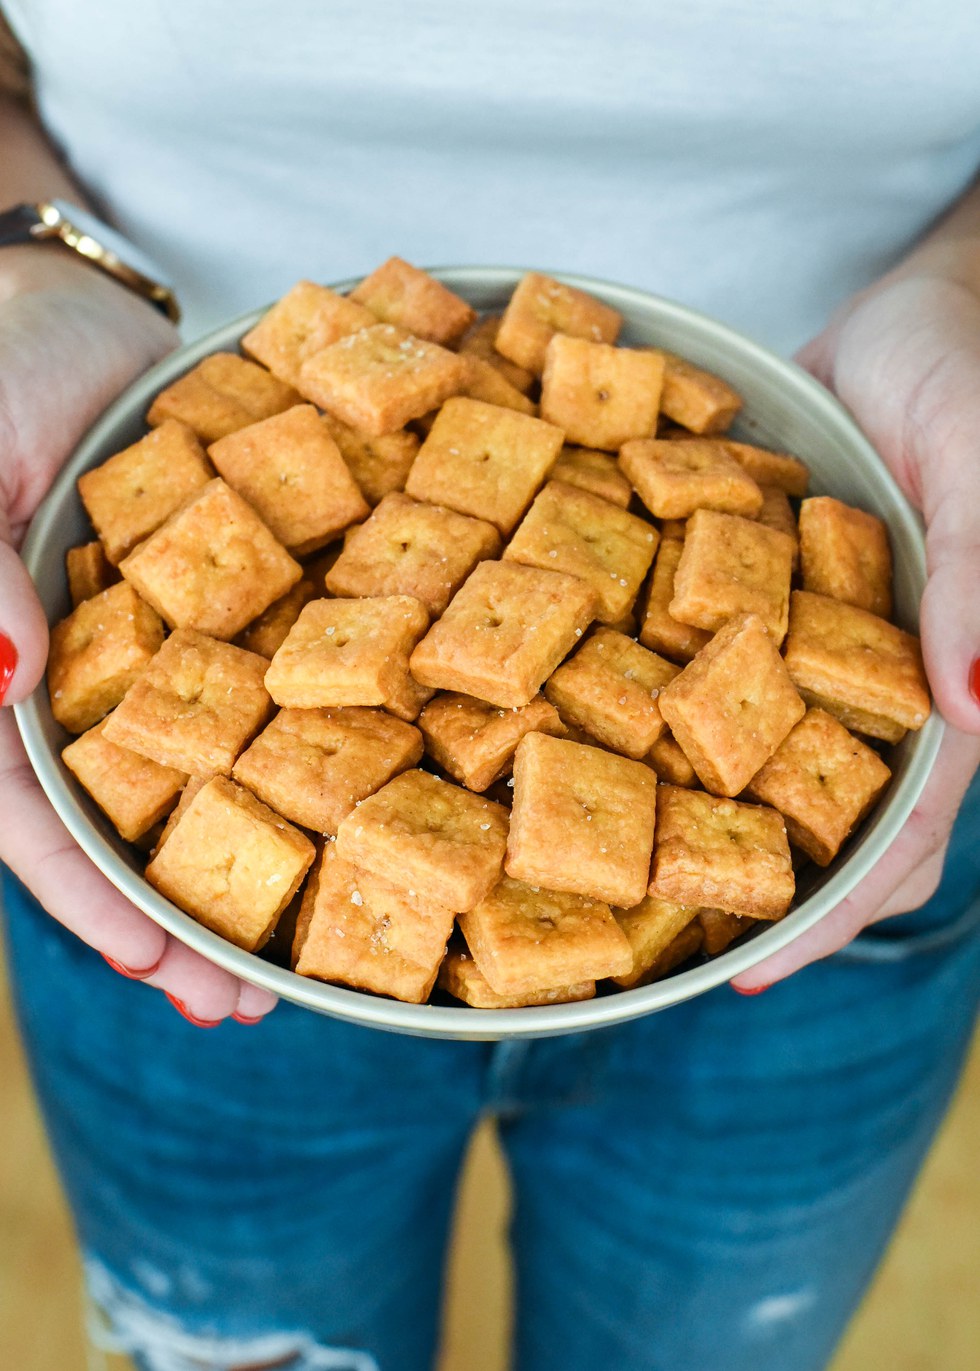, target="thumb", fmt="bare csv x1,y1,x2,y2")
0,511,49,704
800,276,980,735
918,471,980,734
